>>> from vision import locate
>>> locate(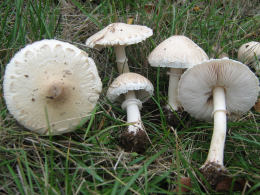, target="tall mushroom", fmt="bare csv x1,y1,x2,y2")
178,58,259,185
3,39,102,135
107,73,154,153
238,41,260,75
86,23,153,74
148,35,209,111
